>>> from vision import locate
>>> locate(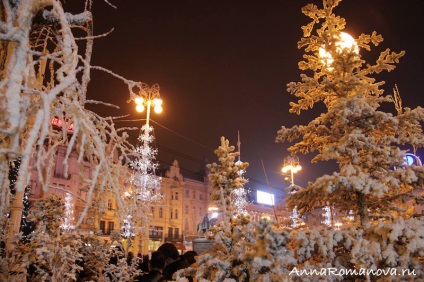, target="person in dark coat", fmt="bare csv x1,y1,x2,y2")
183,251,197,265
157,243,190,281
137,251,166,282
